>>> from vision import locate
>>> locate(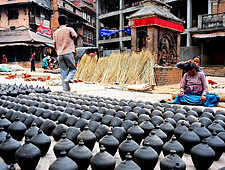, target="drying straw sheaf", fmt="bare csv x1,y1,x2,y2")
75,50,155,85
